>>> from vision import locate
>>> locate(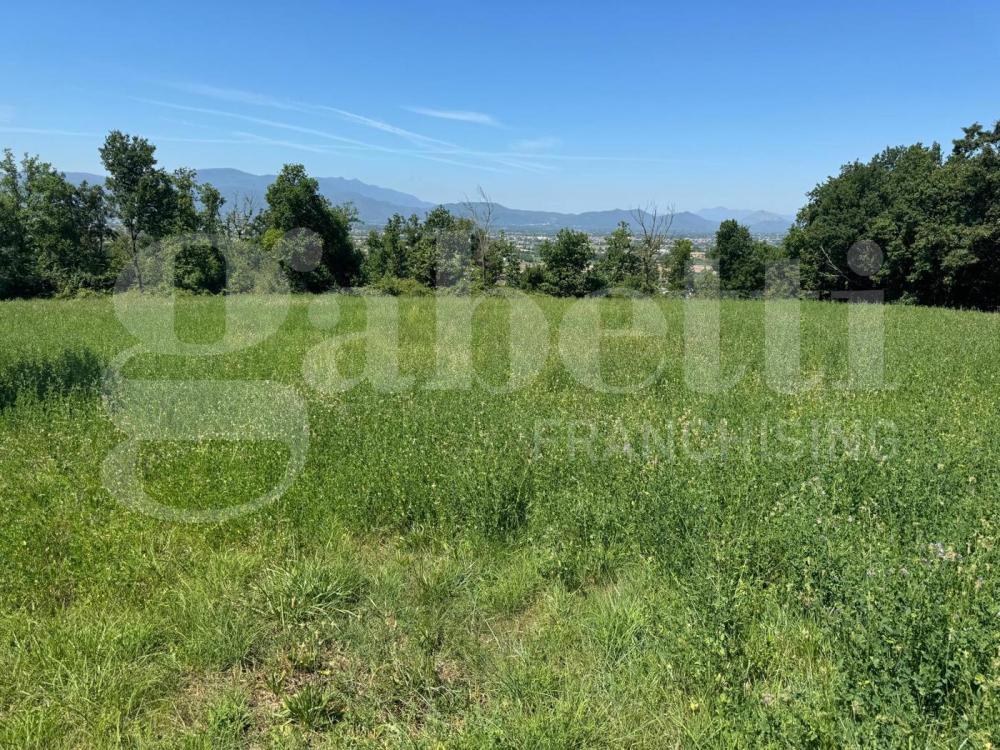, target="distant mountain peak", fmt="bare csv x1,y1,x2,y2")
64,169,791,236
